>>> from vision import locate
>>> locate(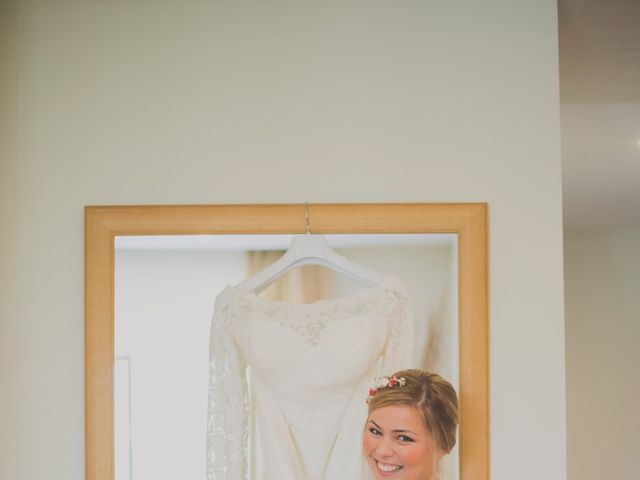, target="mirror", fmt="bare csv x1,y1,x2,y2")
85,203,488,480
114,233,458,479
